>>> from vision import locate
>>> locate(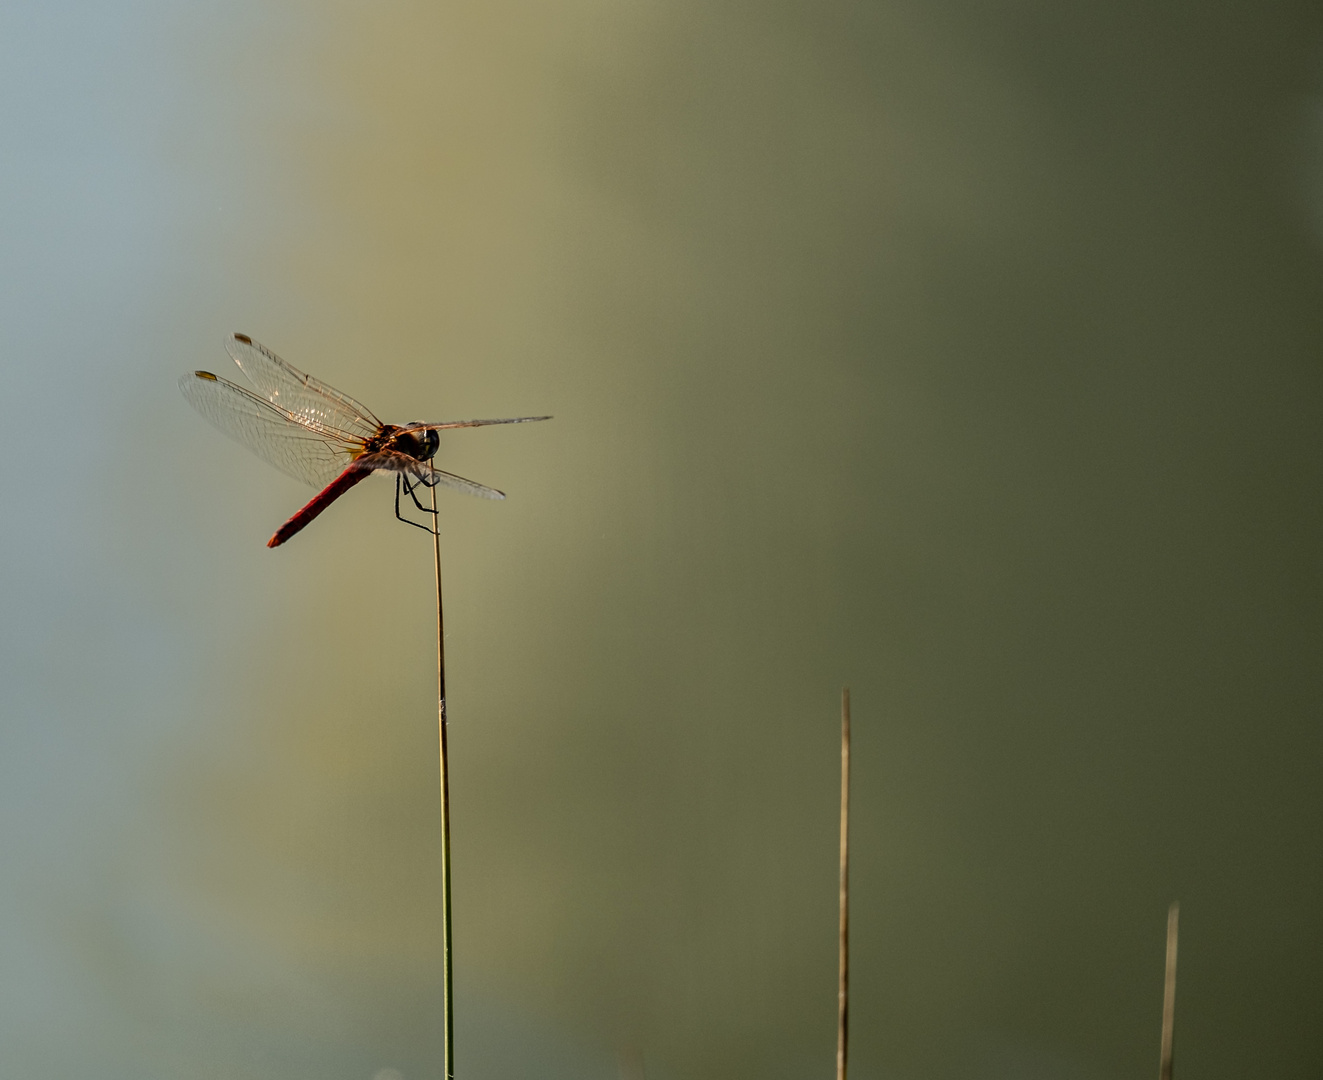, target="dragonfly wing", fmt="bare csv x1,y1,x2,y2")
224,333,383,442
420,466,506,500
399,415,553,434
179,370,360,488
